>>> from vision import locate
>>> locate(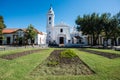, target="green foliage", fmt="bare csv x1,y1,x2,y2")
114,11,120,24
76,12,120,46
47,60,59,66
26,24,37,44
75,13,103,45
0,16,6,29
0,36,5,40
101,13,120,46
60,49,77,58
0,16,6,41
